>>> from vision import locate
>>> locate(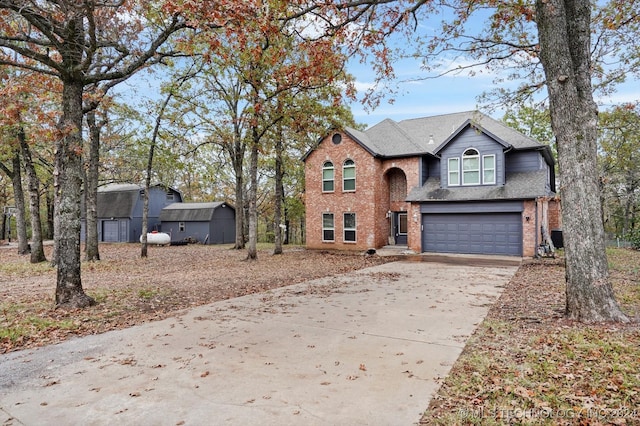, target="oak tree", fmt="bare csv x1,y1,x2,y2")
0,0,187,307
302,0,636,322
